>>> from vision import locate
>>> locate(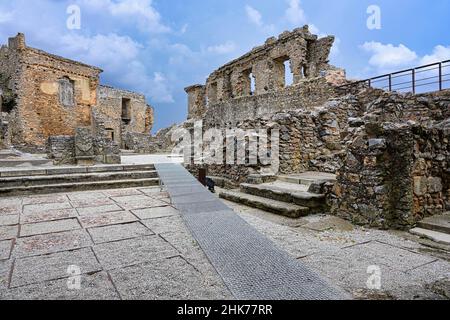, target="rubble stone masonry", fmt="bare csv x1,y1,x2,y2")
0,33,101,151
